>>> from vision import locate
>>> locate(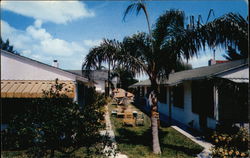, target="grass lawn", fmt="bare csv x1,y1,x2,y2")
108,103,204,158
